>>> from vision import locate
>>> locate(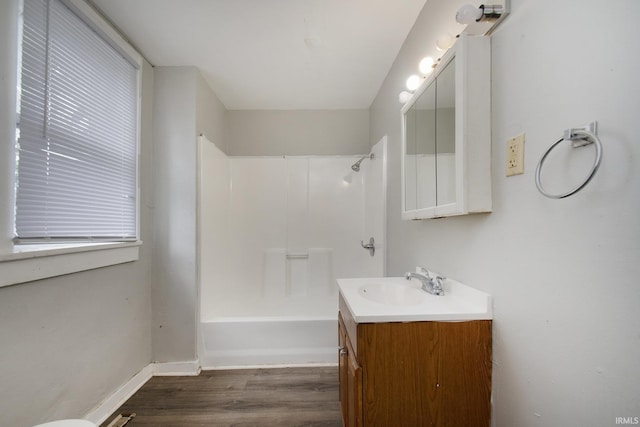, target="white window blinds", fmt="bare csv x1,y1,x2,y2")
16,0,139,241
